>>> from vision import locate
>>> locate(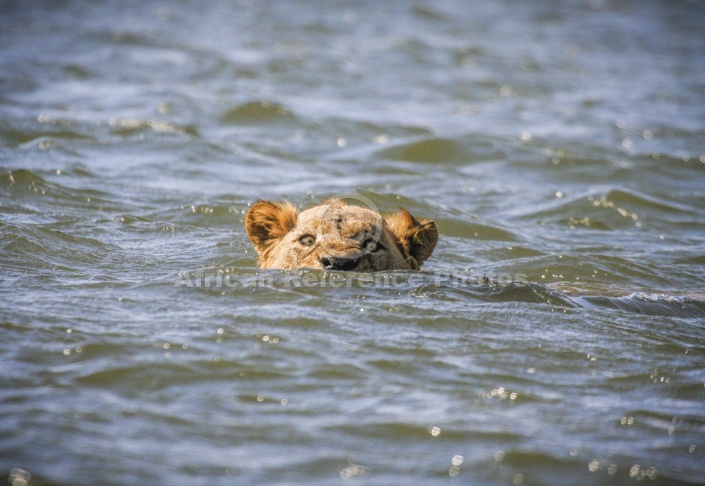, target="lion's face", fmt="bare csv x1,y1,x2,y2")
245,199,438,272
